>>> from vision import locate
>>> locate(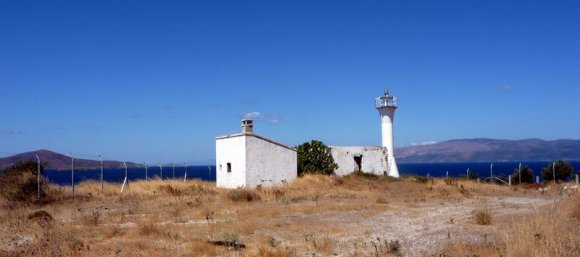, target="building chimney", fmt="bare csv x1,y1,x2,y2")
241,119,253,133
